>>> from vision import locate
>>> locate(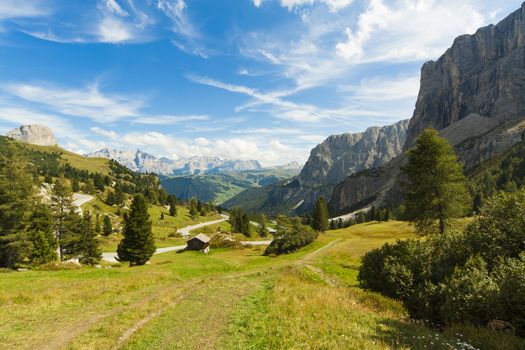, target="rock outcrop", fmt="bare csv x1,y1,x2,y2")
6,125,57,146
329,3,525,215
224,120,409,215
